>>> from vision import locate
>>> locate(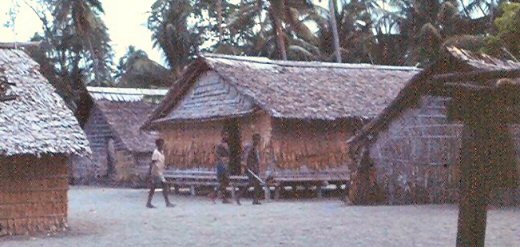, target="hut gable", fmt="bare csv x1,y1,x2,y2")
84,87,167,155
0,48,89,156
348,47,520,147
145,54,420,128
165,70,255,121
95,100,158,153
347,47,520,205
74,87,166,183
